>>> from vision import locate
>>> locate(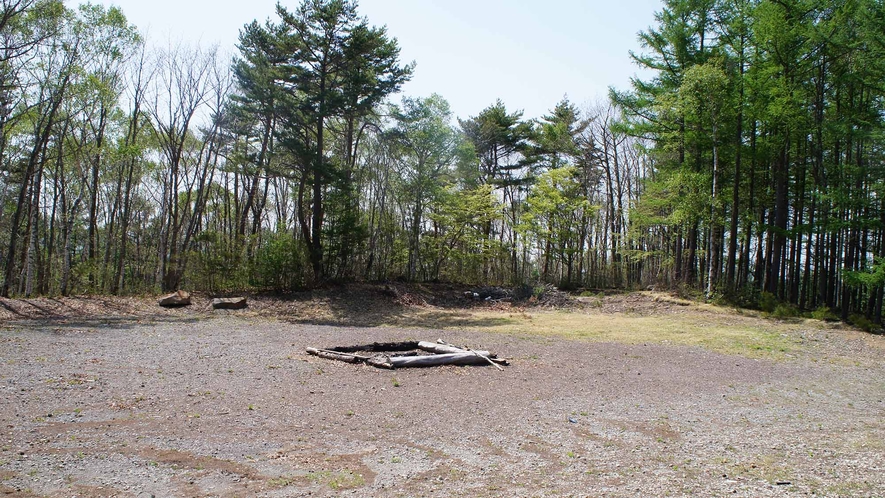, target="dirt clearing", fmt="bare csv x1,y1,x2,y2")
0,291,883,497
